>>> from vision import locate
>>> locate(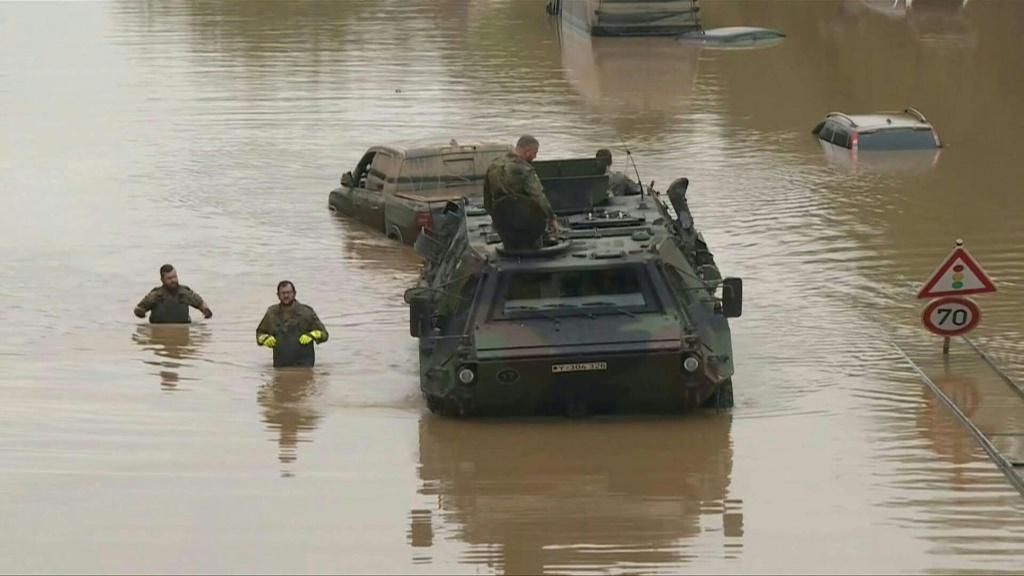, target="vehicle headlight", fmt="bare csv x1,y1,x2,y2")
457,366,476,385
682,356,700,373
